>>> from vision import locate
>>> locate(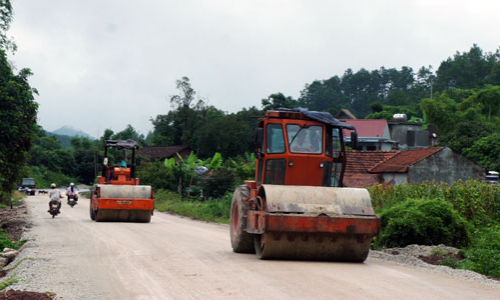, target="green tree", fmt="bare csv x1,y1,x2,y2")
0,53,38,203
0,0,15,52
439,122,493,155
434,44,500,91
420,93,457,133
474,85,500,121
464,132,500,171
112,124,146,146
151,77,208,147
261,93,298,110
196,114,254,158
